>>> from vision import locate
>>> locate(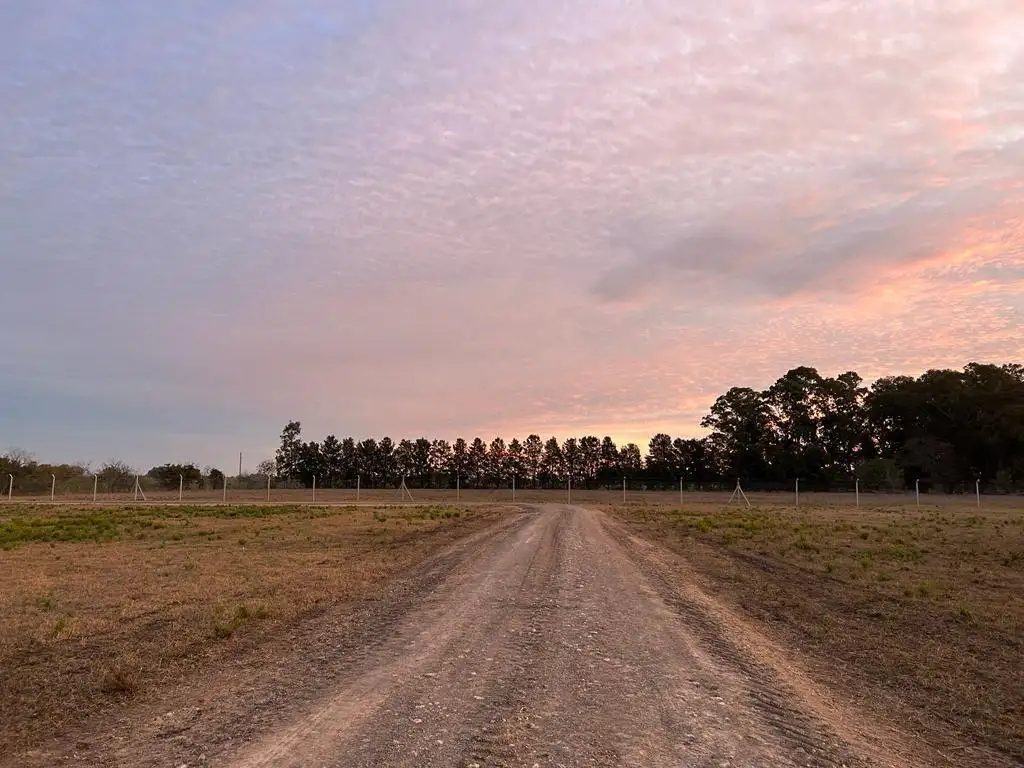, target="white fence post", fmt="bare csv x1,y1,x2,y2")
915,479,920,507
855,478,859,508
975,478,980,509
92,474,98,503
8,474,13,501
312,476,316,503
51,474,56,502
178,475,183,502
795,477,800,508
267,473,272,503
